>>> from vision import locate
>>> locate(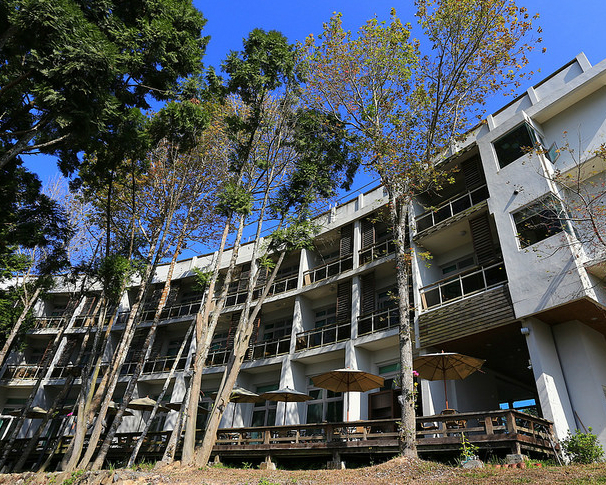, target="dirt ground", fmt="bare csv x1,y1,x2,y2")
1,458,605,484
